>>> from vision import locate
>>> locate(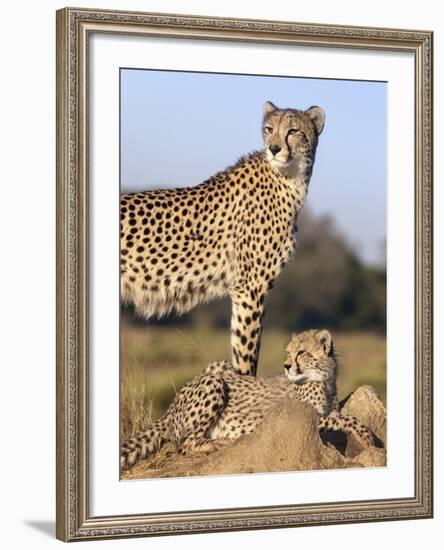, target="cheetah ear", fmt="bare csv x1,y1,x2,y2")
305,106,325,135
318,329,332,355
263,101,278,116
